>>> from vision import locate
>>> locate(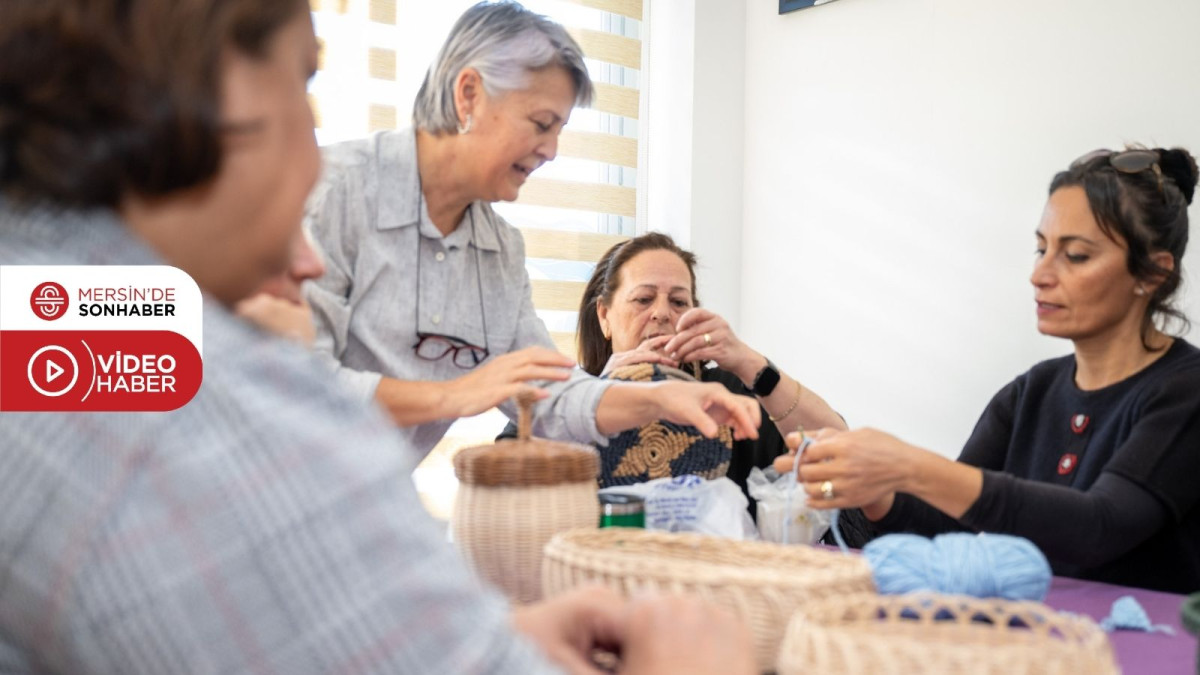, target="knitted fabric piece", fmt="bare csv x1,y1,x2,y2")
598,363,734,488
1099,595,1175,634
